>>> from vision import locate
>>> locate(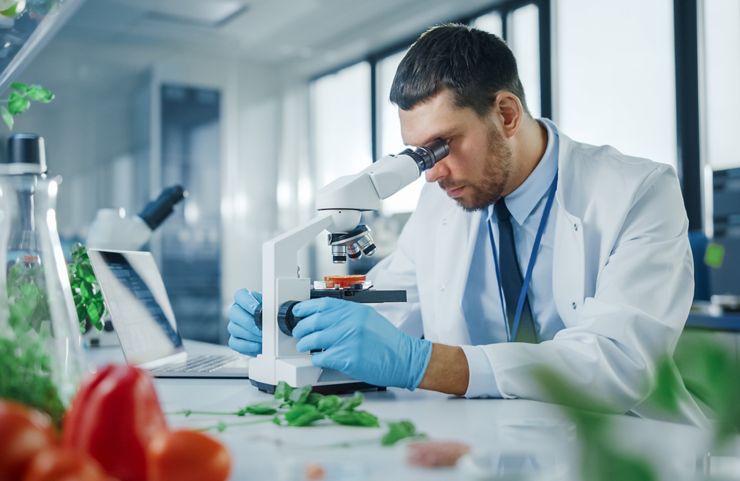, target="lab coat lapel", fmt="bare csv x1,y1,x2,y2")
552,135,585,325
430,202,479,344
